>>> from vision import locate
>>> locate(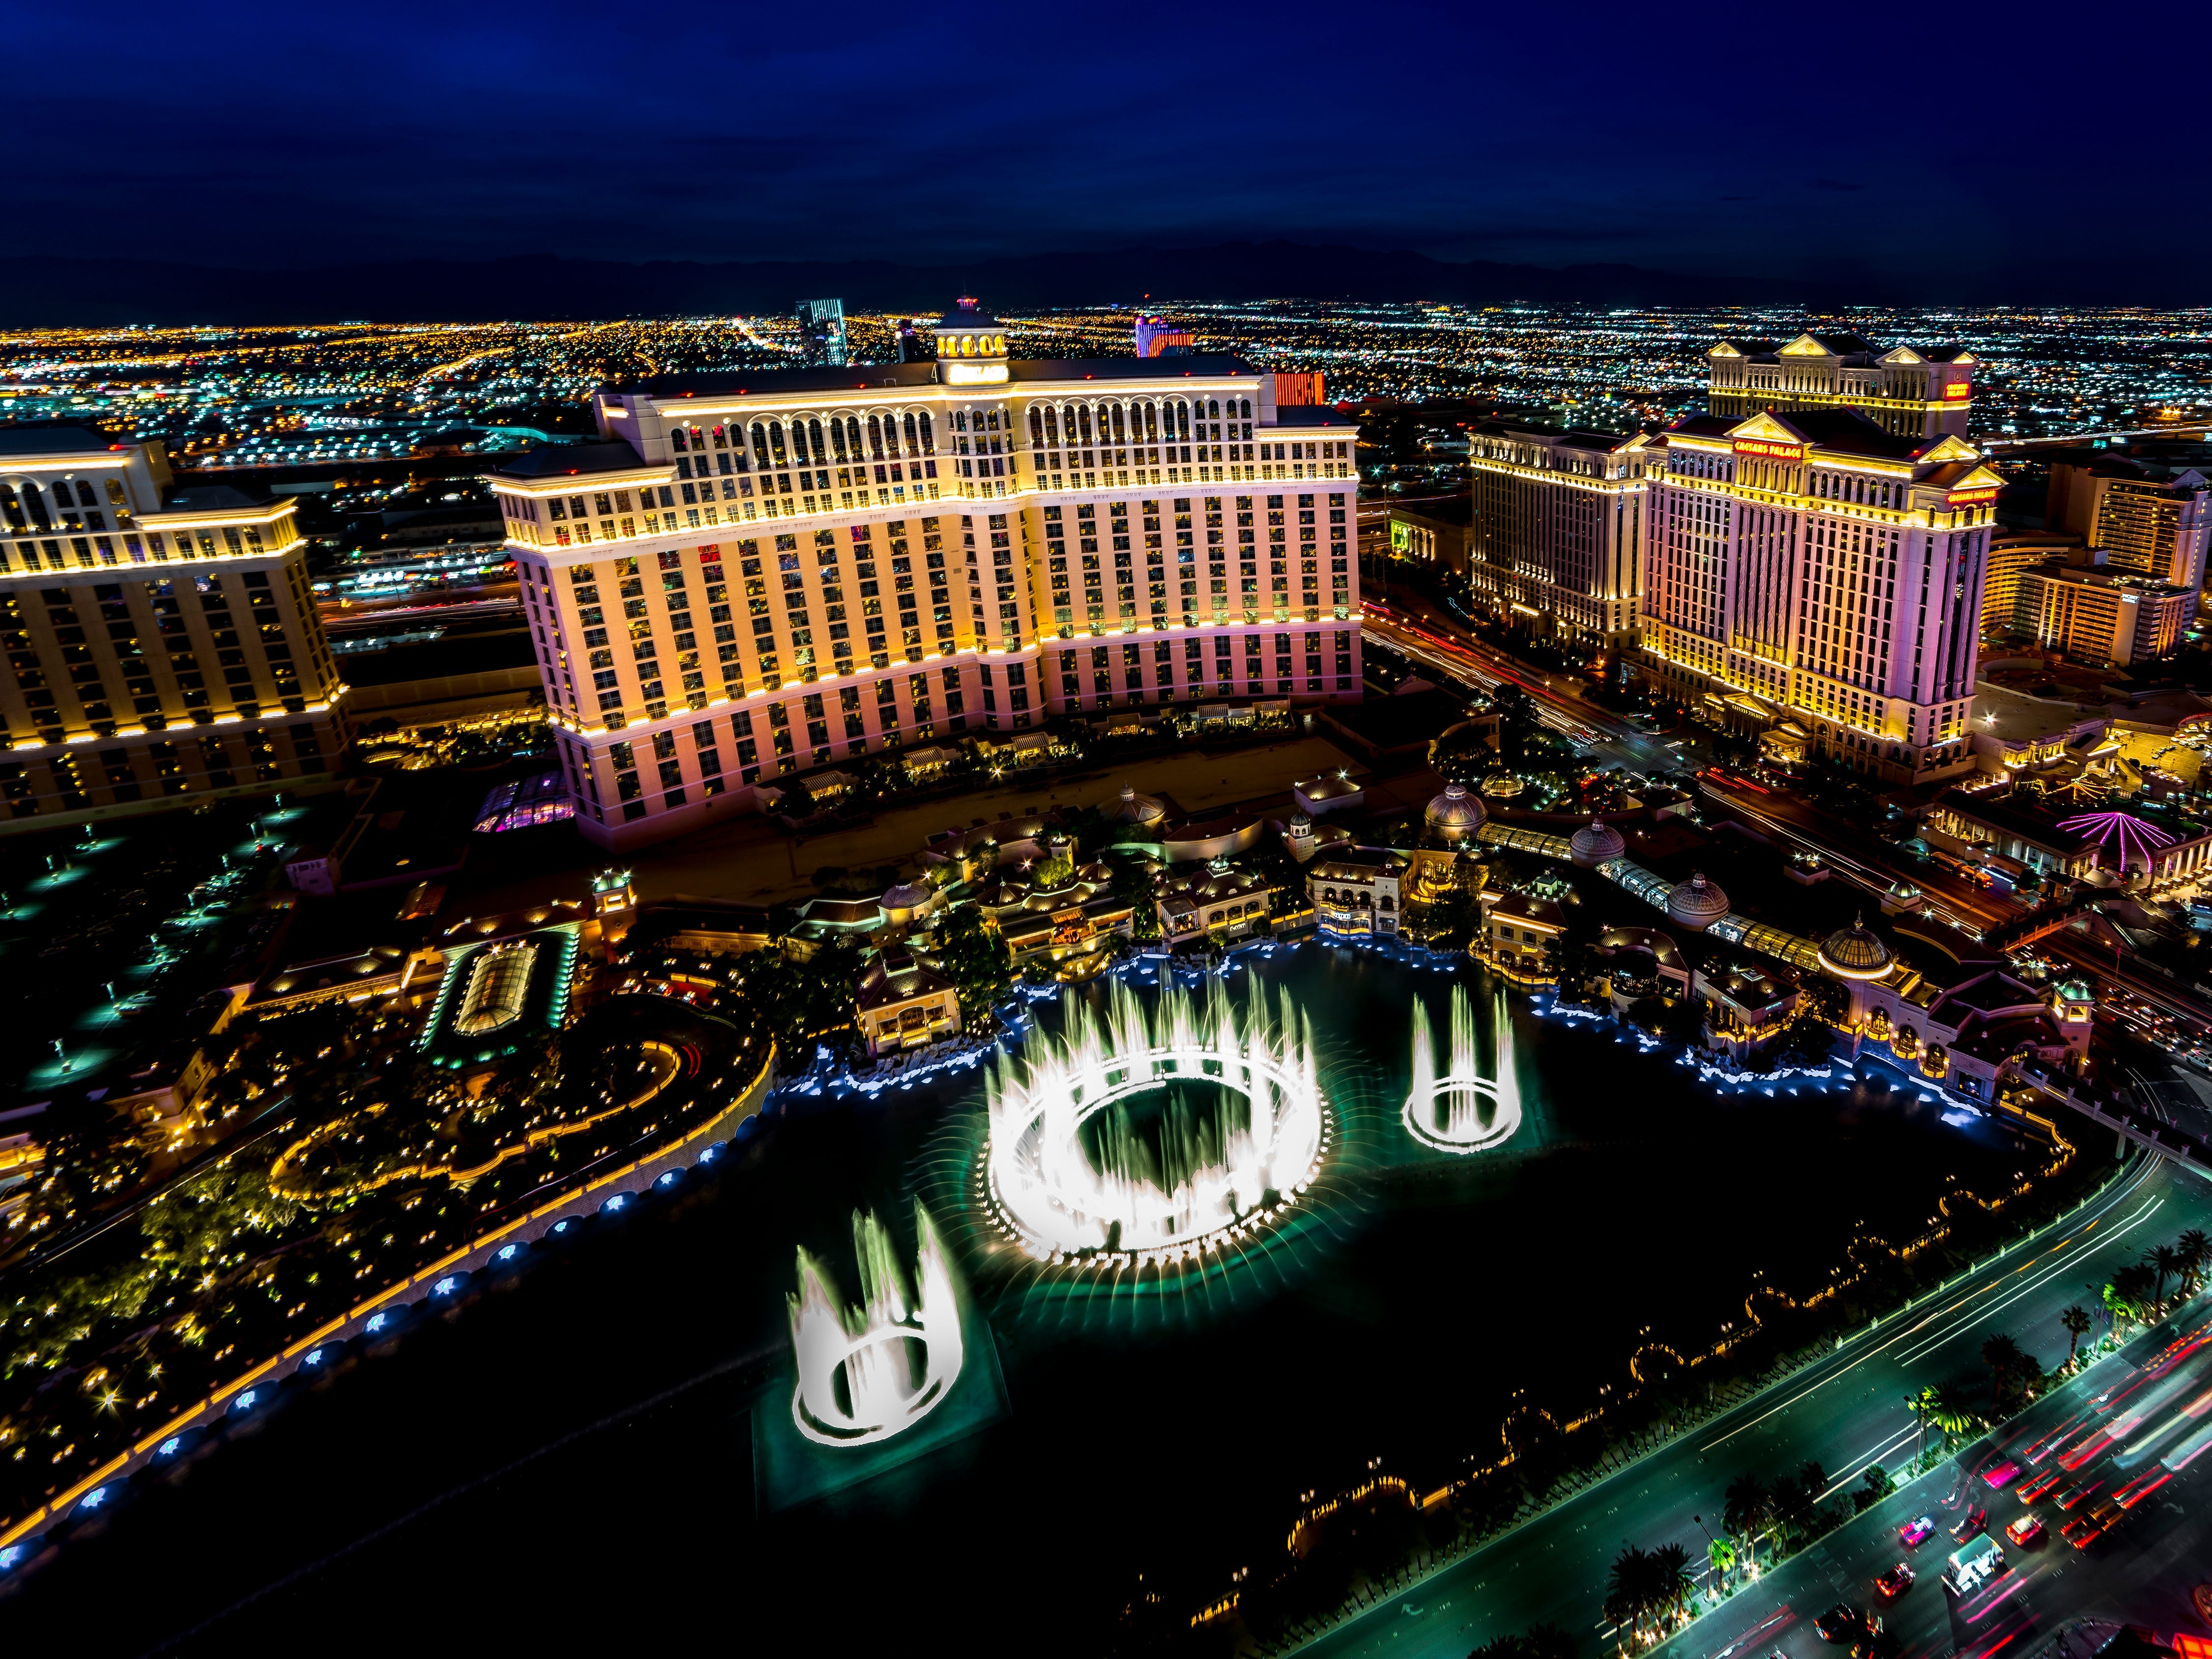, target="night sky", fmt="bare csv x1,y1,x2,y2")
21,0,2207,296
